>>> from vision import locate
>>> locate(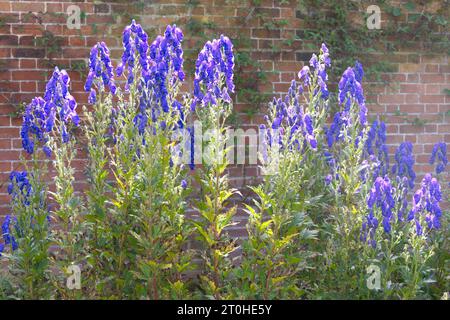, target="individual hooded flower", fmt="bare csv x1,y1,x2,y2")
429,142,447,175
365,119,389,178
366,176,396,235
354,60,364,83
408,173,442,234
320,43,331,66
116,19,150,90
391,141,416,189
181,180,188,189
309,54,318,69
298,66,310,89
85,42,117,103
192,35,234,110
